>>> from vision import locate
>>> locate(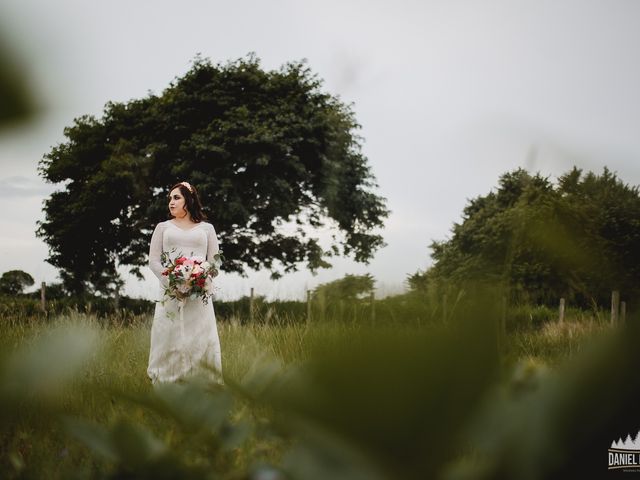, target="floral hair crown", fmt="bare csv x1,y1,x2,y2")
180,181,193,193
